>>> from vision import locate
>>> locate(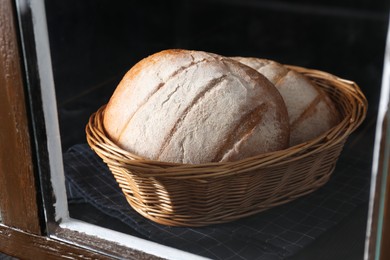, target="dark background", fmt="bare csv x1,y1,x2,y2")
45,0,389,151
